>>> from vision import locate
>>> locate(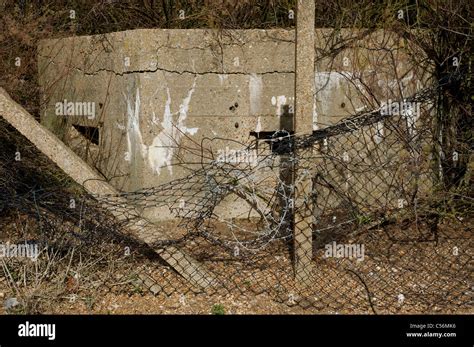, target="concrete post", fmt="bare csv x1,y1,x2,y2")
293,0,315,283
0,87,215,289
